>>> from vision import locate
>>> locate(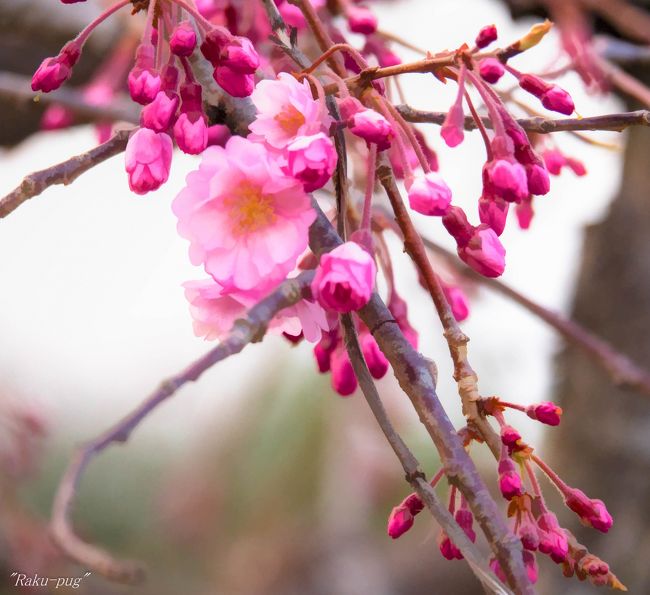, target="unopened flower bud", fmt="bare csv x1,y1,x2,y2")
330,347,357,396
407,172,452,216
459,225,506,278
526,401,562,426
479,58,505,84
498,456,523,500
125,128,172,195
564,488,613,533
170,21,197,57
476,24,498,48
347,6,378,35
360,332,389,379
537,512,569,563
